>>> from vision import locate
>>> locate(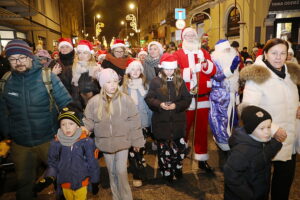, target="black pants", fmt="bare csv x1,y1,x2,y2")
271,154,296,200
